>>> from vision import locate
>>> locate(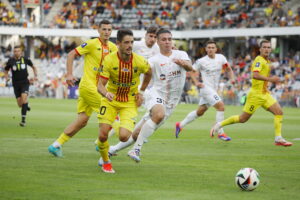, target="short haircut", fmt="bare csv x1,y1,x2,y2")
260,39,270,47
205,40,217,47
14,45,21,49
99,19,111,27
146,26,158,34
117,29,133,42
156,28,171,38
